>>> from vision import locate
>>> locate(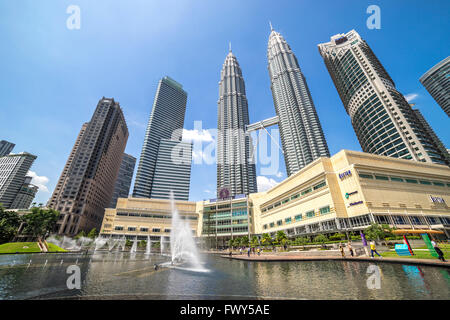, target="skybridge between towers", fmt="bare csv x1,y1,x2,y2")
246,115,284,154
